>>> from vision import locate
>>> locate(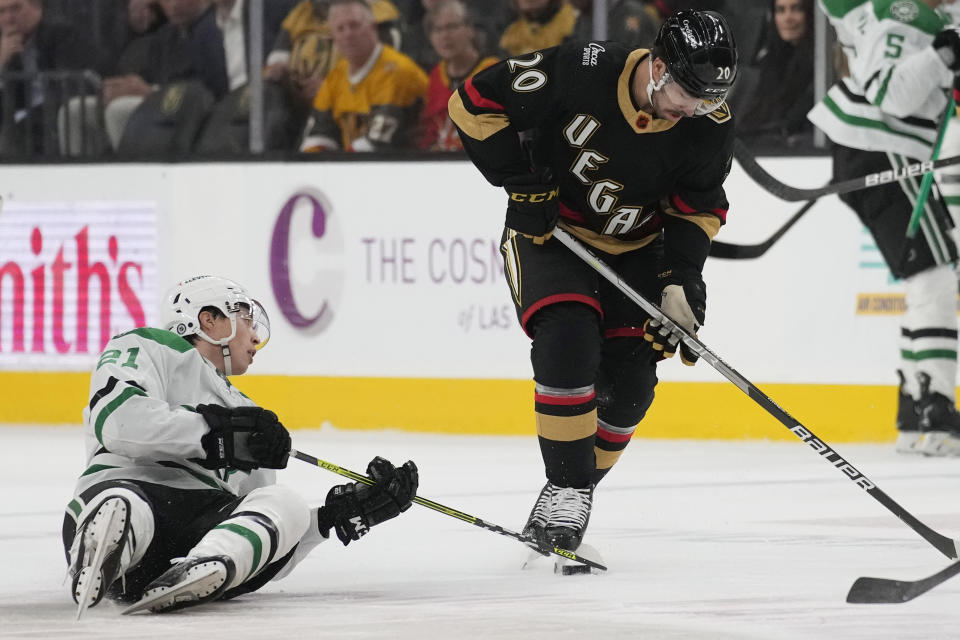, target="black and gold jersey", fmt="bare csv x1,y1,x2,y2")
301,44,428,151
449,40,735,260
